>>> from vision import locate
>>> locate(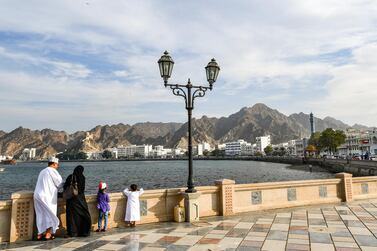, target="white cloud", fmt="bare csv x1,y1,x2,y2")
311,43,377,126
0,0,377,129
113,70,129,78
